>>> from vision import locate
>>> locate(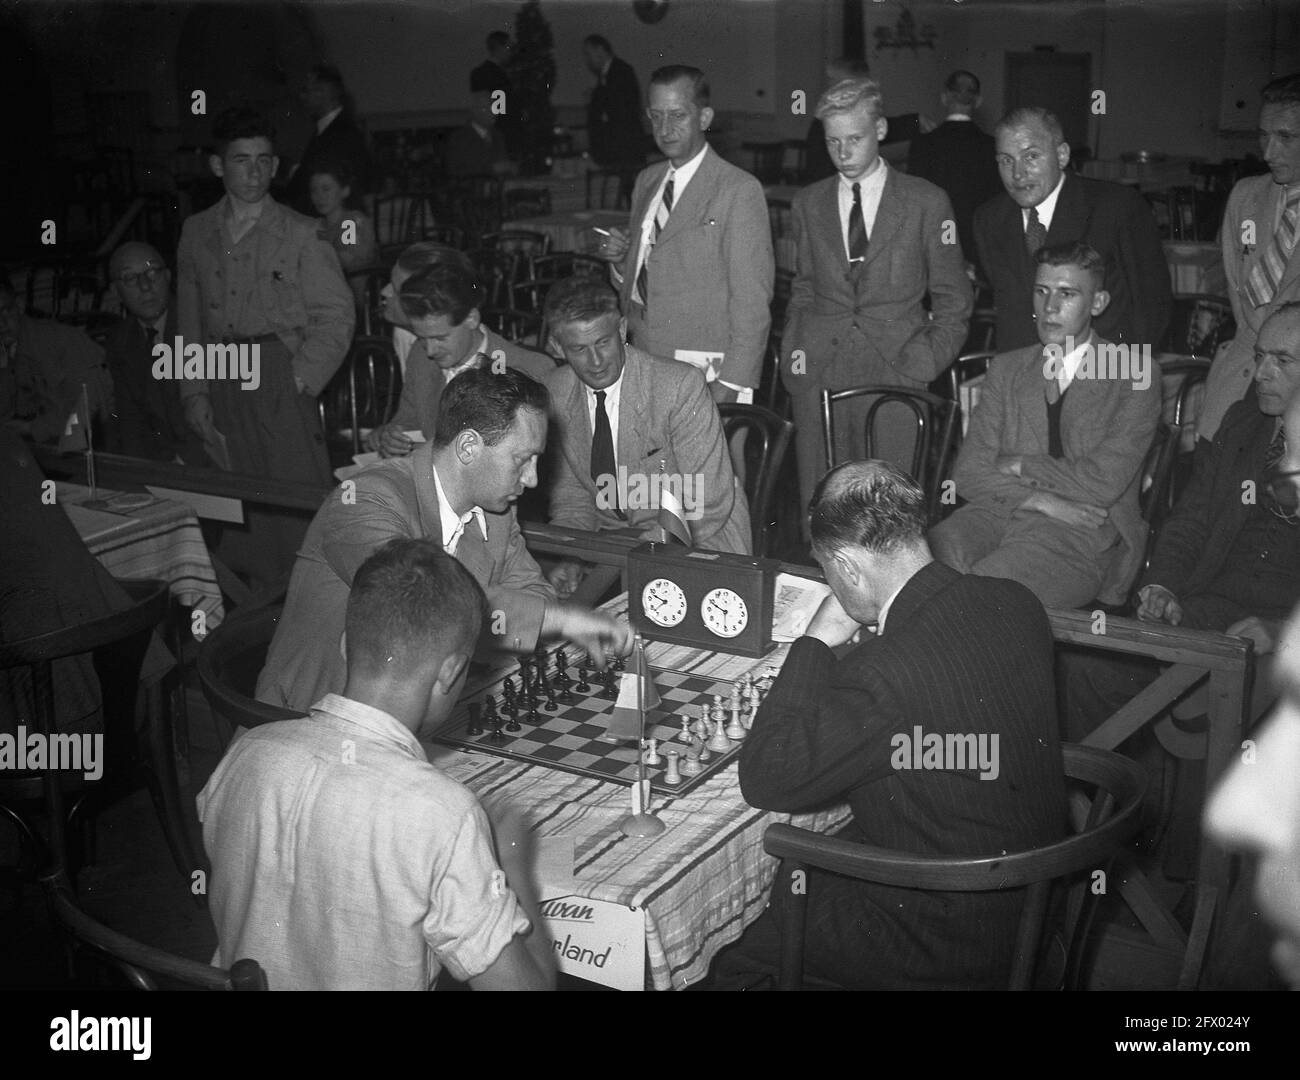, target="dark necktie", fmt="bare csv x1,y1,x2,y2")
635,174,674,307
1025,206,1047,256
144,323,158,350
590,390,624,518
848,181,868,265
1045,364,1067,458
